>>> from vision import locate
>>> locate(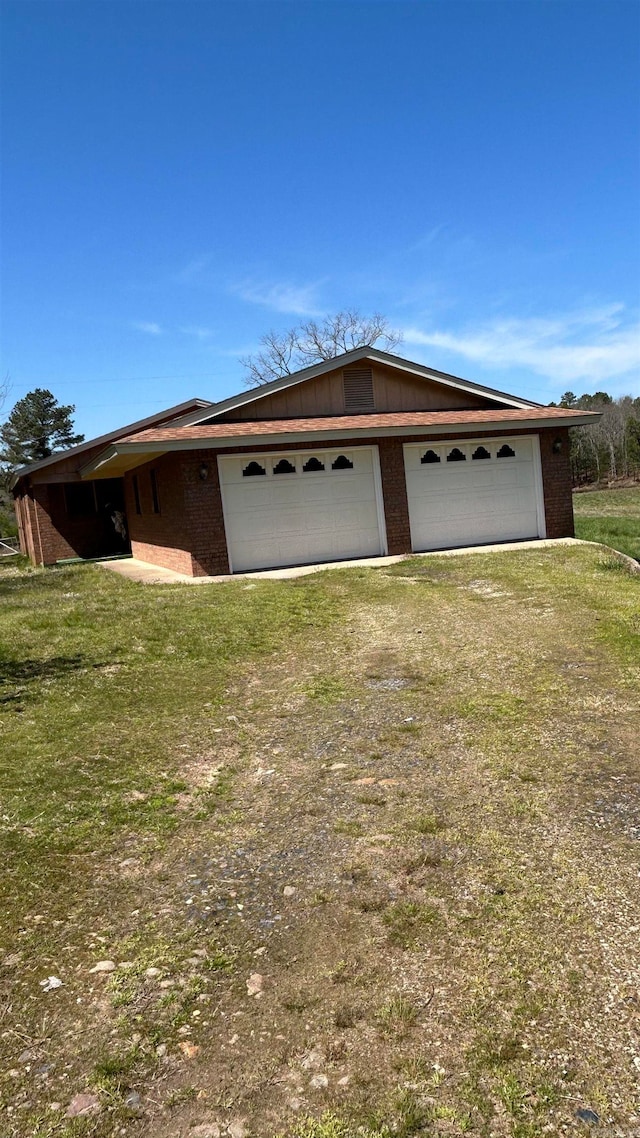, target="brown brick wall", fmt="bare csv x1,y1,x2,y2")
377,437,412,554
18,425,576,572
125,451,230,577
538,427,574,538
125,427,569,576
